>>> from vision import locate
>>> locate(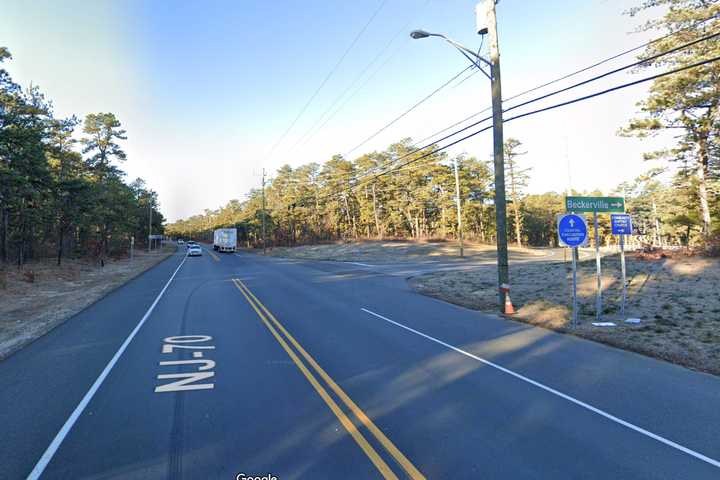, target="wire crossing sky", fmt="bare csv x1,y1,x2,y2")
1,0,675,221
